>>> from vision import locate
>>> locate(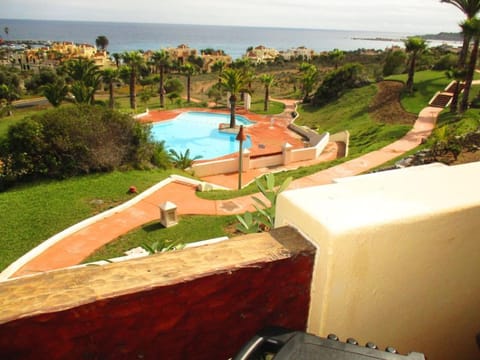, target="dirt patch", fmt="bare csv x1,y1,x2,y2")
369,81,417,125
